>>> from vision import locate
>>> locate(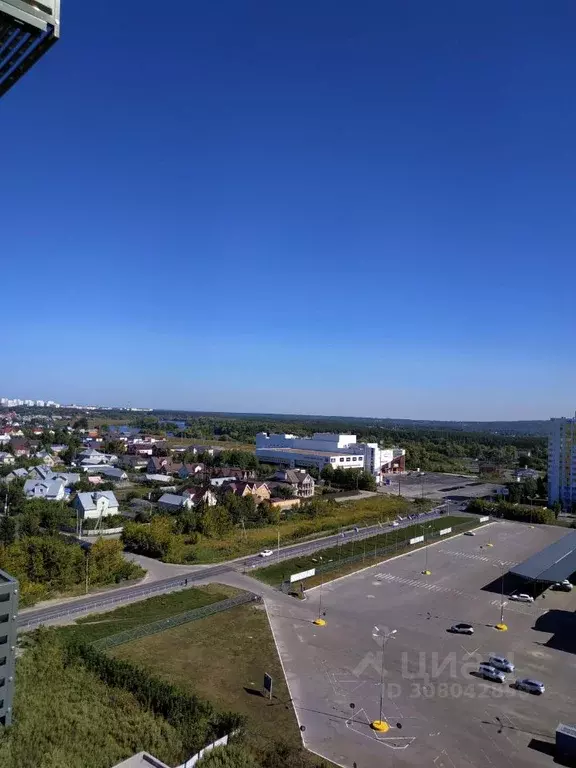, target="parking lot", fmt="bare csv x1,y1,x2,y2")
381,471,505,502
266,521,576,767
